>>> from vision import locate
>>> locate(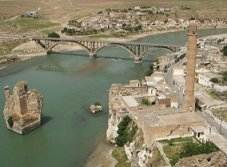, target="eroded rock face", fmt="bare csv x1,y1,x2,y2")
124,129,152,167
175,151,227,167
106,110,153,167
106,84,153,167
3,81,43,134
106,112,122,143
